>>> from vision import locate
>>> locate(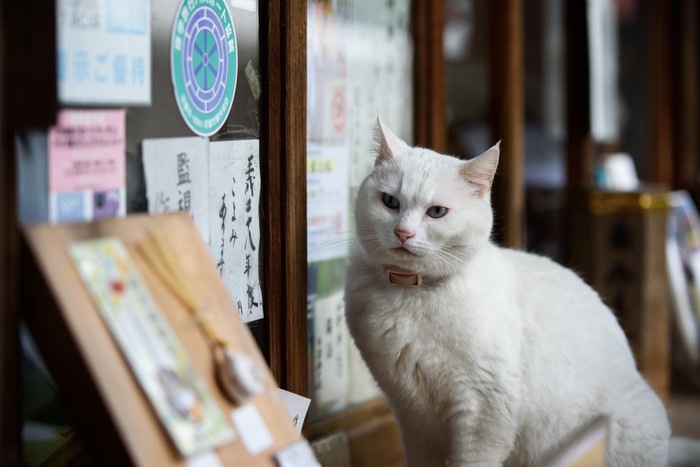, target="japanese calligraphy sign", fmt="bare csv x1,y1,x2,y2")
209,140,263,323
56,0,151,105
48,109,126,223
171,0,238,136
142,138,264,323
142,137,210,243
